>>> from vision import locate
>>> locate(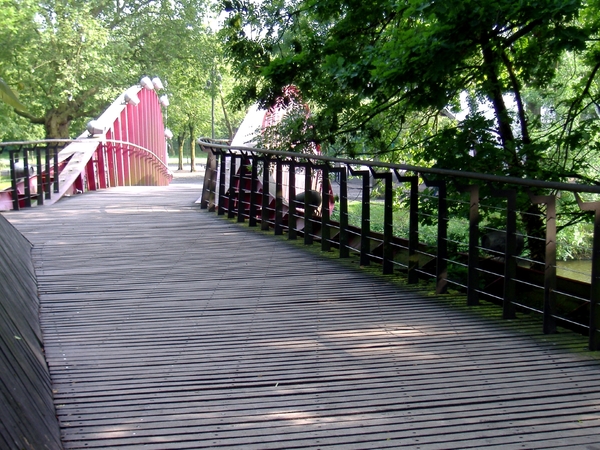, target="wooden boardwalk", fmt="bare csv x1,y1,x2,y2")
5,175,600,449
